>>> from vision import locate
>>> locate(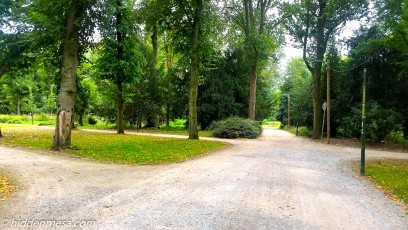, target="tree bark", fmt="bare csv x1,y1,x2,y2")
310,13,326,139
116,81,125,134
248,60,257,120
53,3,79,149
17,97,20,116
116,0,125,134
188,0,202,140
244,0,269,120
145,25,159,128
